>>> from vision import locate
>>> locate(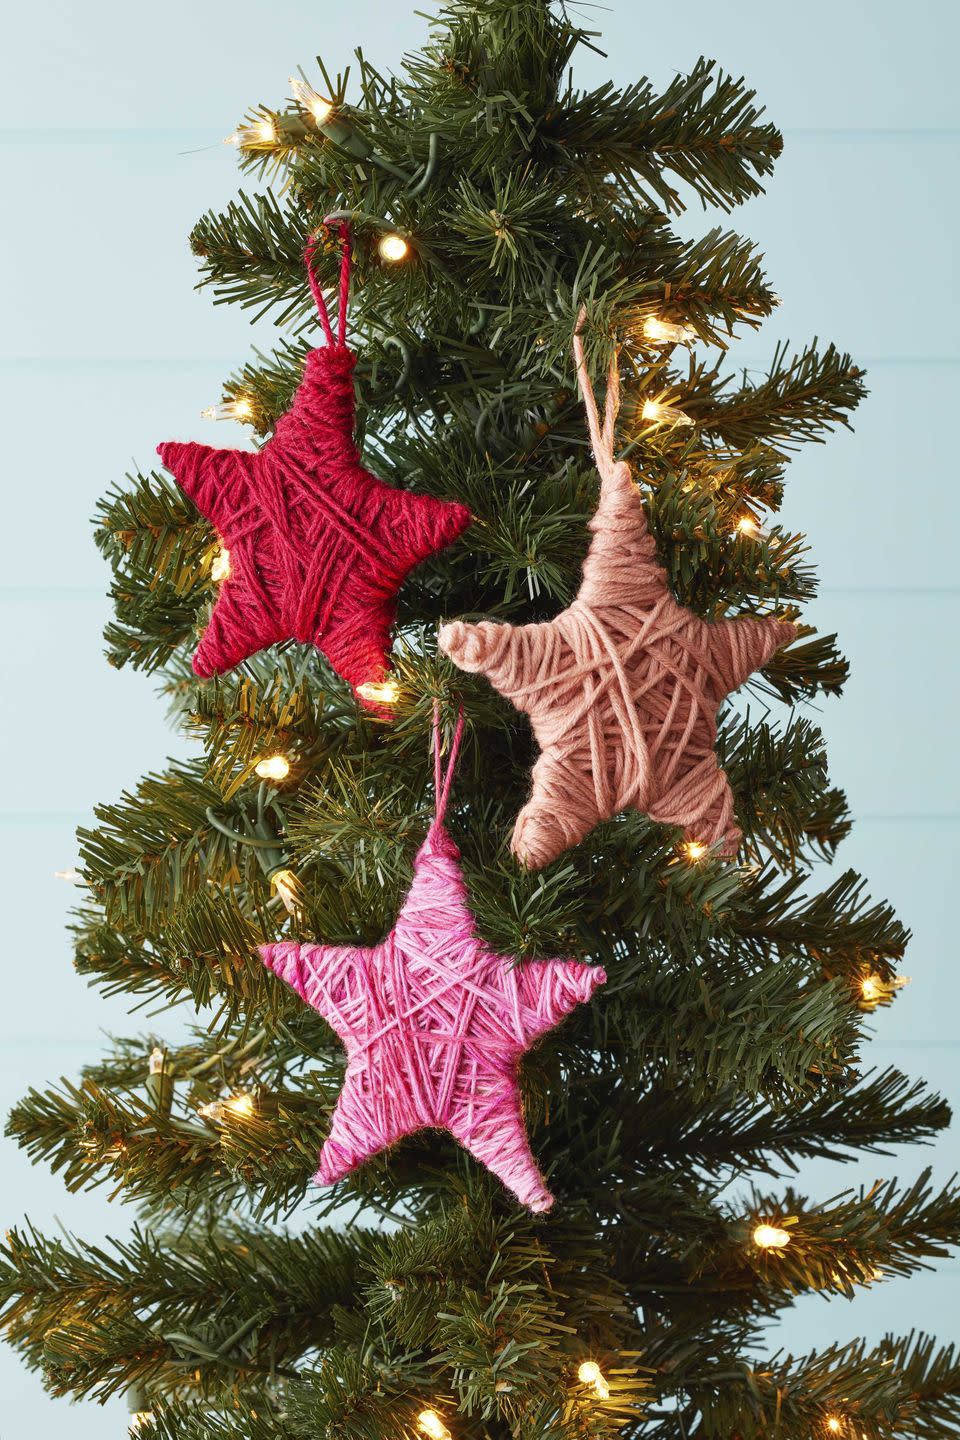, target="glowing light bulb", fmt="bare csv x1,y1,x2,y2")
270,868,300,915
210,548,232,583
736,515,759,536
54,867,81,882
289,76,334,125
682,840,707,863
202,398,254,423
378,232,410,263
860,973,907,1007
223,133,240,147
753,1222,791,1250
148,1047,166,1076
255,118,276,144
641,398,694,427
255,754,291,781
418,1411,452,1440
826,1418,843,1434
129,1414,156,1435
356,679,401,706
642,316,696,346
578,1361,610,1400
224,1093,254,1118
197,1100,224,1123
